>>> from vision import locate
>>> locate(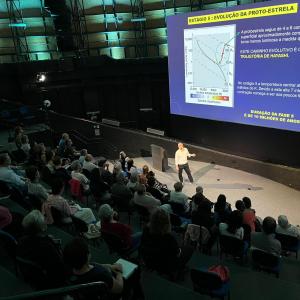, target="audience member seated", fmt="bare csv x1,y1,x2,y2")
276,215,300,238
132,183,161,213
17,210,66,288
14,125,25,149
126,158,137,178
214,194,232,224
112,161,127,183
71,160,90,191
79,149,88,165
251,217,281,256
146,171,169,193
140,208,193,278
169,182,190,214
0,205,12,230
146,176,165,201
26,166,49,202
63,139,79,160
0,153,26,190
90,168,111,204
53,156,71,183
99,204,141,251
191,194,215,232
127,170,139,192
235,200,245,212
28,143,47,168
242,197,257,232
63,237,125,299
111,174,132,202
0,205,23,237
119,151,128,172
191,186,212,212
42,178,96,225
57,133,69,156
139,165,149,185
219,210,244,240
45,149,55,174
83,154,98,173
97,157,113,186
20,135,31,159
